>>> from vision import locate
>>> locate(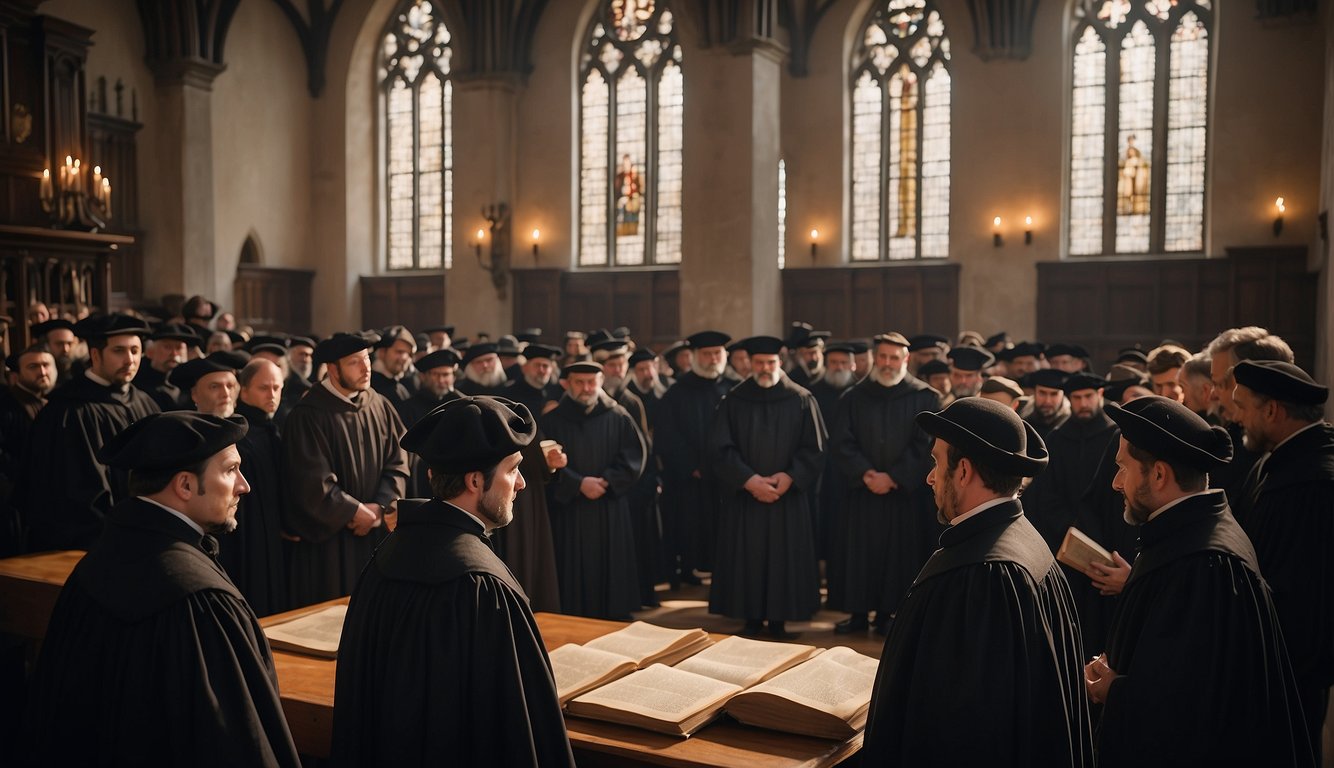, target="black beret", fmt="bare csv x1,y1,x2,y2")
31,318,75,336
515,328,543,344
1117,348,1149,365
796,331,831,349
564,360,604,375
416,348,461,371
224,330,249,346
687,330,731,350
74,313,152,341
981,376,1025,399
523,344,563,361
984,331,1010,348
995,347,1019,363
663,340,689,360
590,338,630,359
152,322,203,347
873,332,911,348
786,321,814,347
740,336,785,356
918,359,951,378
586,329,613,347
1024,369,1070,391
246,334,288,357
99,412,248,471
846,339,870,355
287,335,317,350
917,397,1048,477
1233,360,1328,406
1106,396,1232,471
628,348,657,366
825,342,857,357
414,333,430,350
1046,343,1090,359
170,351,247,391
948,346,996,372
402,396,536,474
611,326,632,339
376,325,417,352
908,334,951,353
460,342,500,367
313,331,379,365
1010,341,1046,359
1062,372,1105,395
